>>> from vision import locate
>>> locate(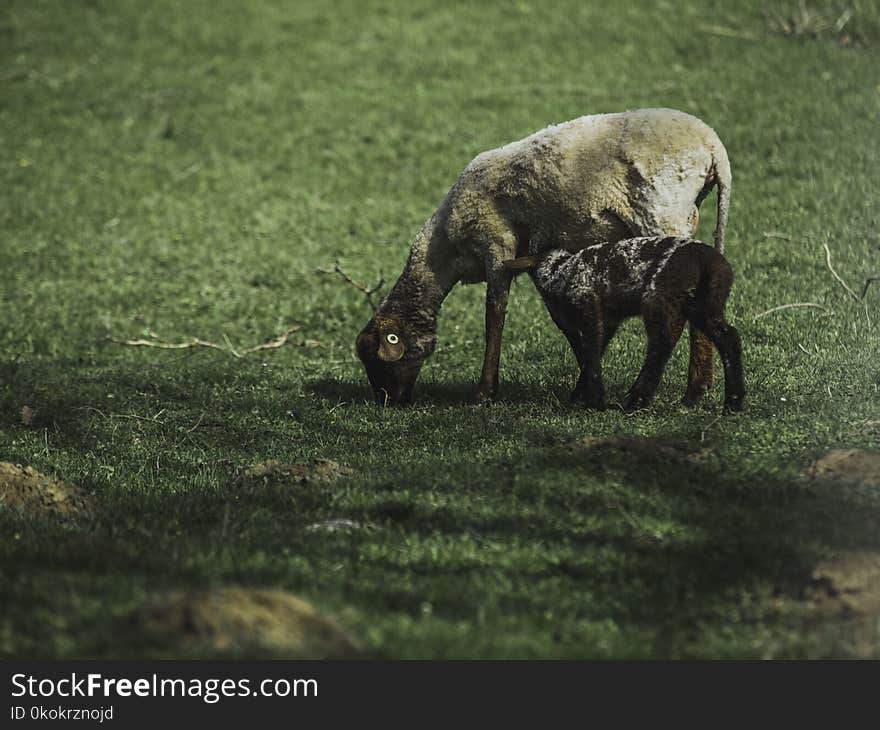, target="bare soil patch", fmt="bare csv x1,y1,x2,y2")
807,449,880,486
236,458,352,489
232,459,353,510
806,551,880,657
577,434,708,465
0,461,92,520
126,586,362,658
